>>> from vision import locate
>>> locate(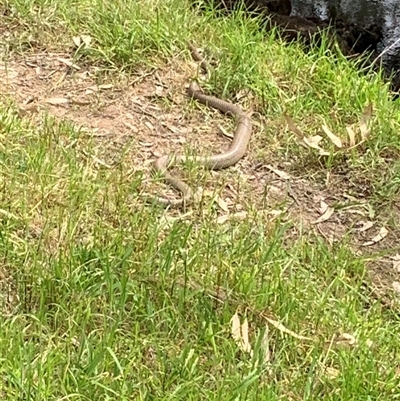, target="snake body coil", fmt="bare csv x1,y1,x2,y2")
151,46,252,207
